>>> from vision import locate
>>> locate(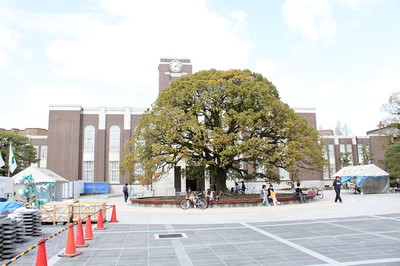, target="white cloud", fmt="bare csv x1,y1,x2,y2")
21,85,94,128
283,0,337,43
310,67,400,135
230,11,247,23
45,0,253,87
0,24,18,67
253,59,299,104
336,0,378,9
